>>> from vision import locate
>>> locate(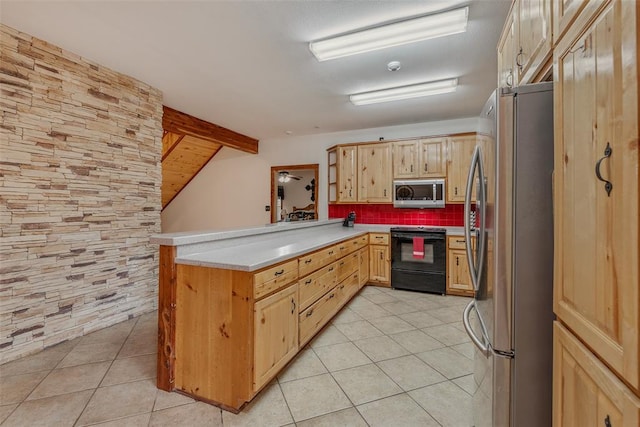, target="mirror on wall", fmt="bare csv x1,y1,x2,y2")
270,164,319,223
